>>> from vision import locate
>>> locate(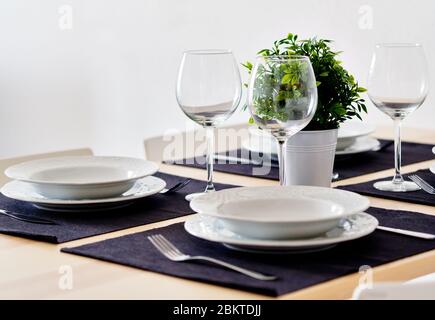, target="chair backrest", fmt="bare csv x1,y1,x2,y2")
143,123,249,163
0,148,93,187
